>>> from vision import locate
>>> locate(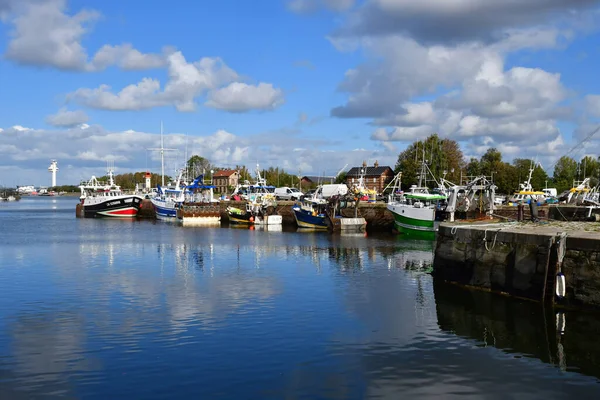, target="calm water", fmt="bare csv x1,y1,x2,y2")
2,197,600,399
